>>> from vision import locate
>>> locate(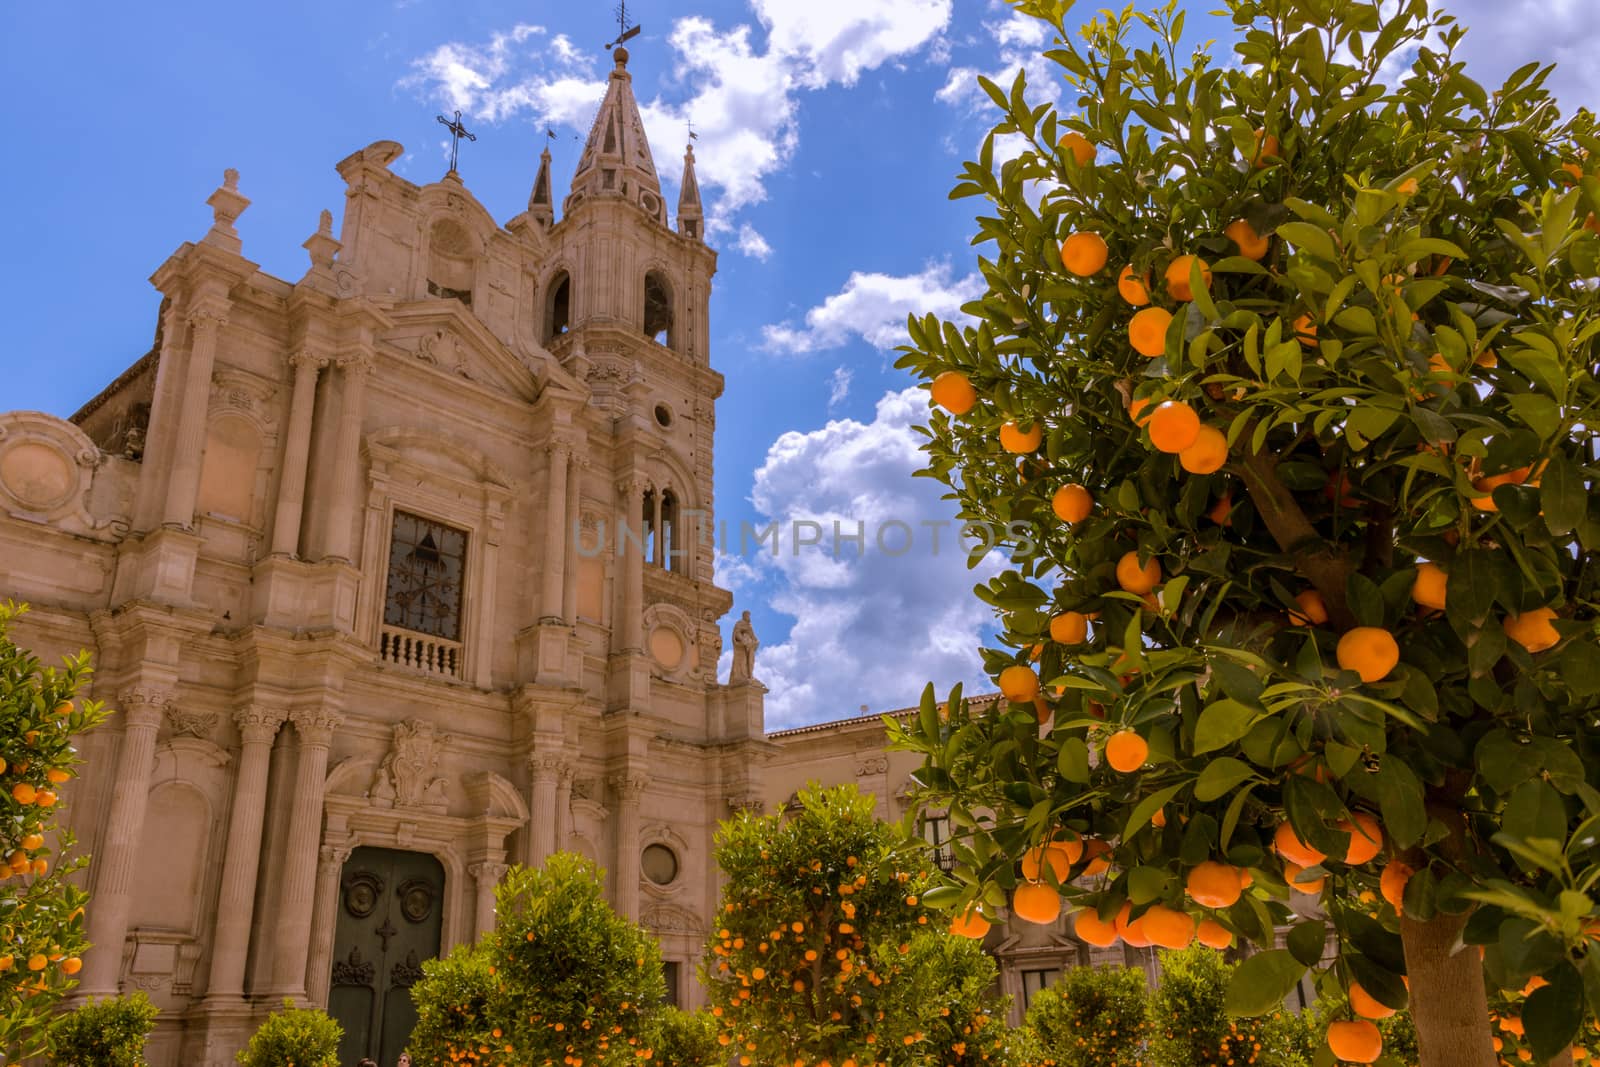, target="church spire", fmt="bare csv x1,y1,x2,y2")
677,143,704,241
529,144,554,229
568,46,665,224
